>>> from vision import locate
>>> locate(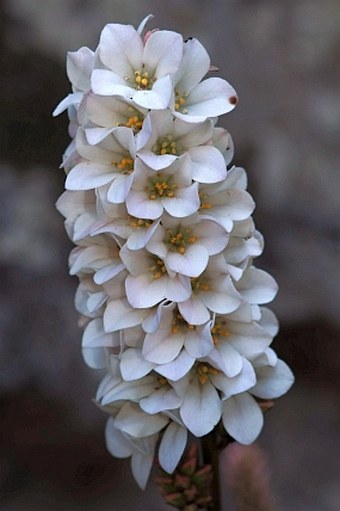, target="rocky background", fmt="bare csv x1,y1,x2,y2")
1,1,339,510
